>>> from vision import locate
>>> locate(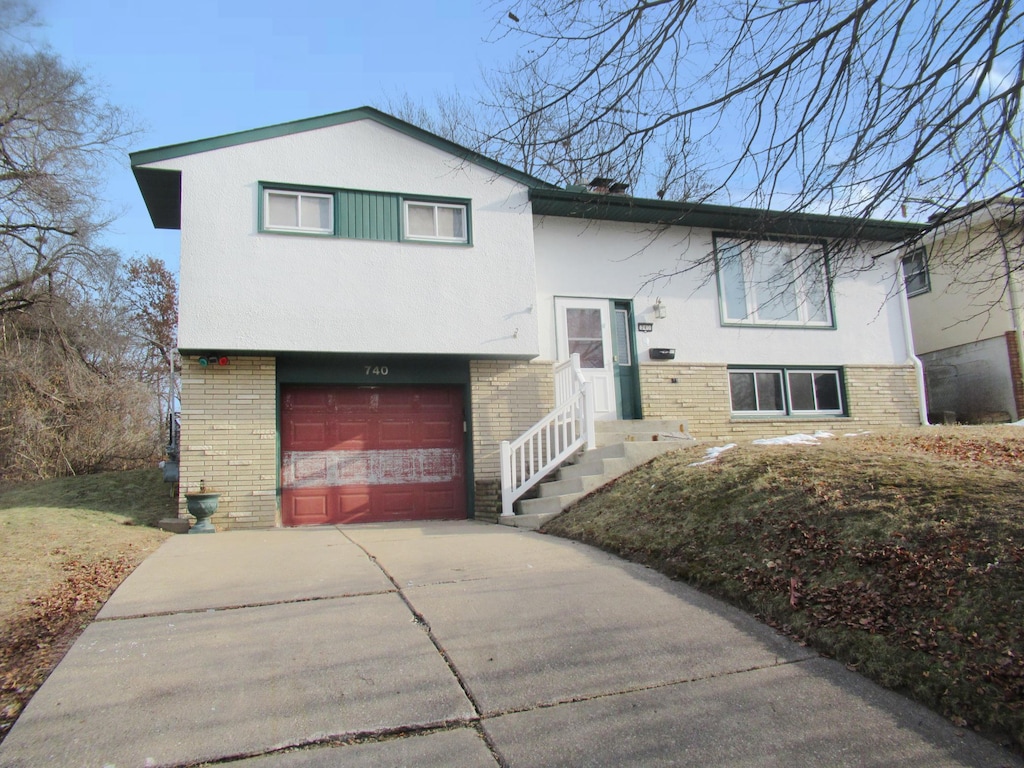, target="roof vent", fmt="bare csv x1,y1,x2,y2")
588,176,614,193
